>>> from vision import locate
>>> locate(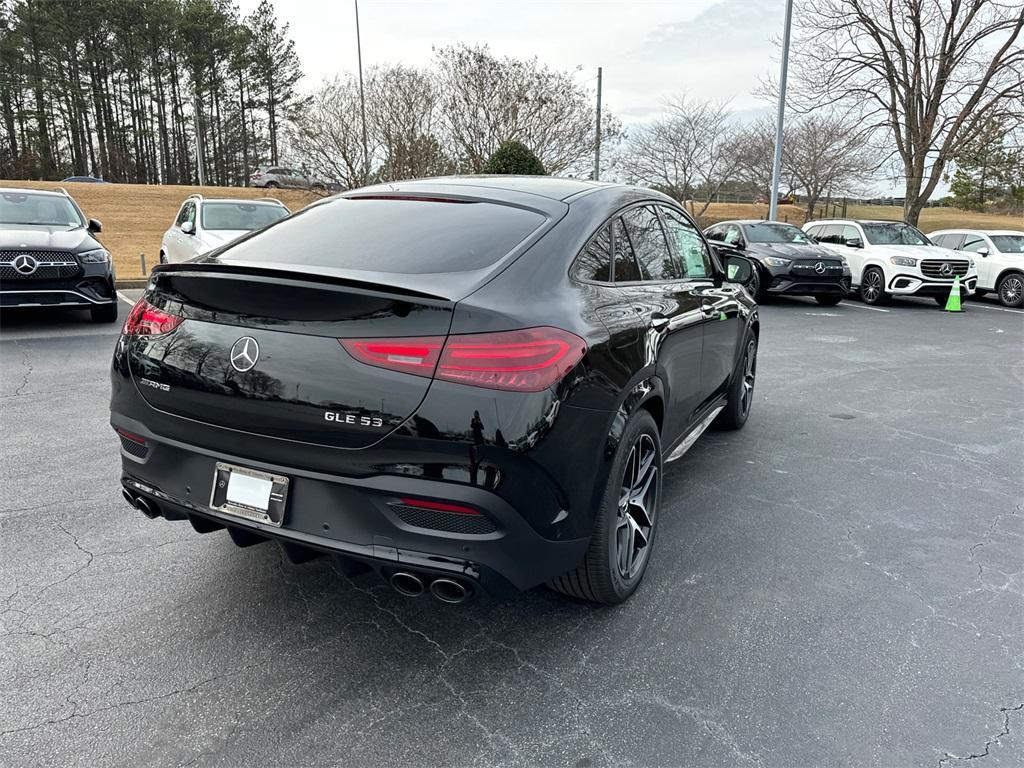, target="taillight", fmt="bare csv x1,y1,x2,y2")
399,497,480,516
339,337,444,378
339,327,586,392
123,299,182,336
